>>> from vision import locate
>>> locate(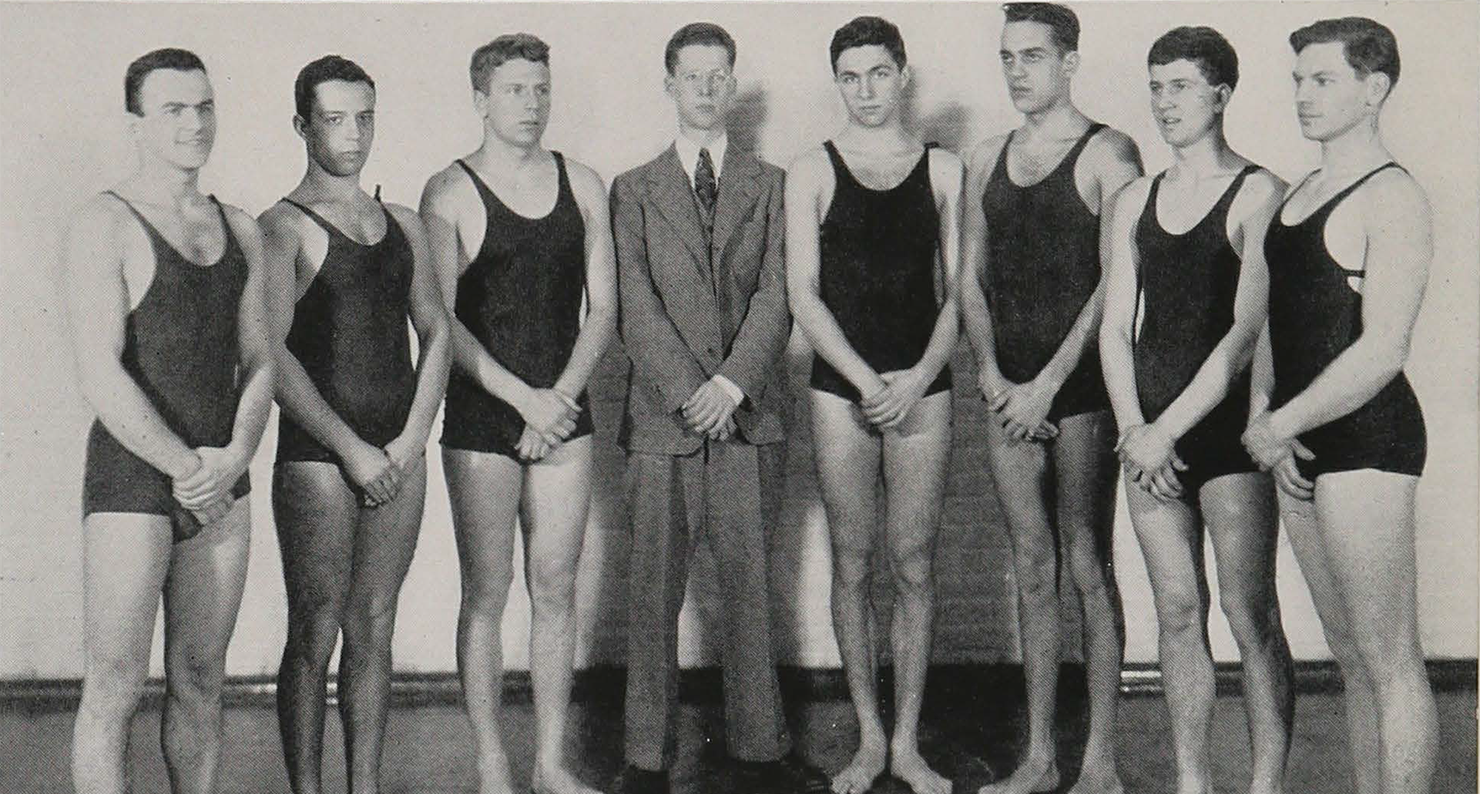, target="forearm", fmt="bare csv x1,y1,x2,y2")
82,368,198,478
960,281,1007,388
226,350,274,463
399,319,451,443
449,320,535,413
1039,284,1105,389
1099,328,1145,430
911,299,959,381
275,348,366,457
553,302,615,398
1269,337,1407,437
792,291,879,393
1154,327,1258,439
